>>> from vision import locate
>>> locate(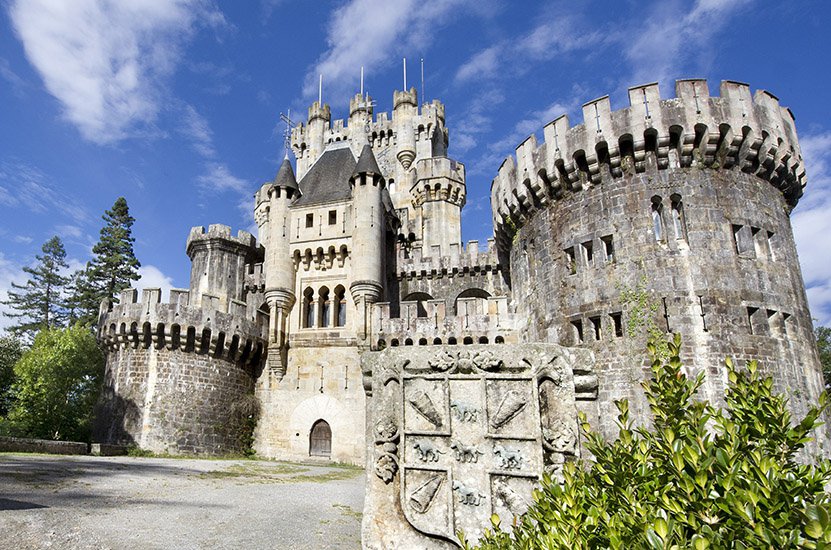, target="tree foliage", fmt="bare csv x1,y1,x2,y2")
2,236,69,337
0,334,24,417
5,325,103,442
466,335,831,549
73,197,141,326
817,326,831,388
